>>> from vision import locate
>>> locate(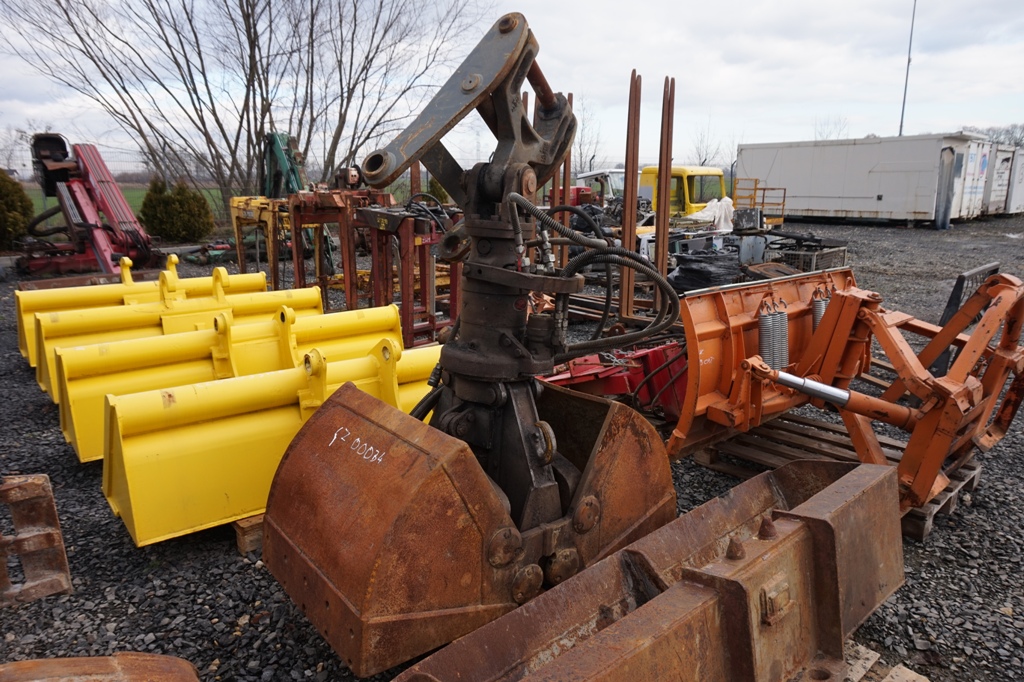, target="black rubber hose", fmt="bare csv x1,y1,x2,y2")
630,345,687,407
407,193,448,207
547,205,603,238
554,253,680,361
409,385,443,422
644,360,690,412
563,245,676,330
546,204,614,340
507,194,606,249
504,192,680,360
26,205,69,238
561,250,678,338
